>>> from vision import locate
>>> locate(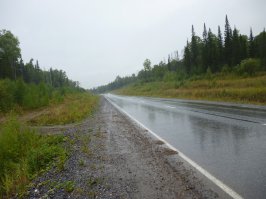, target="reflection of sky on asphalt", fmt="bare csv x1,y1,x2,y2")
107,94,266,199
